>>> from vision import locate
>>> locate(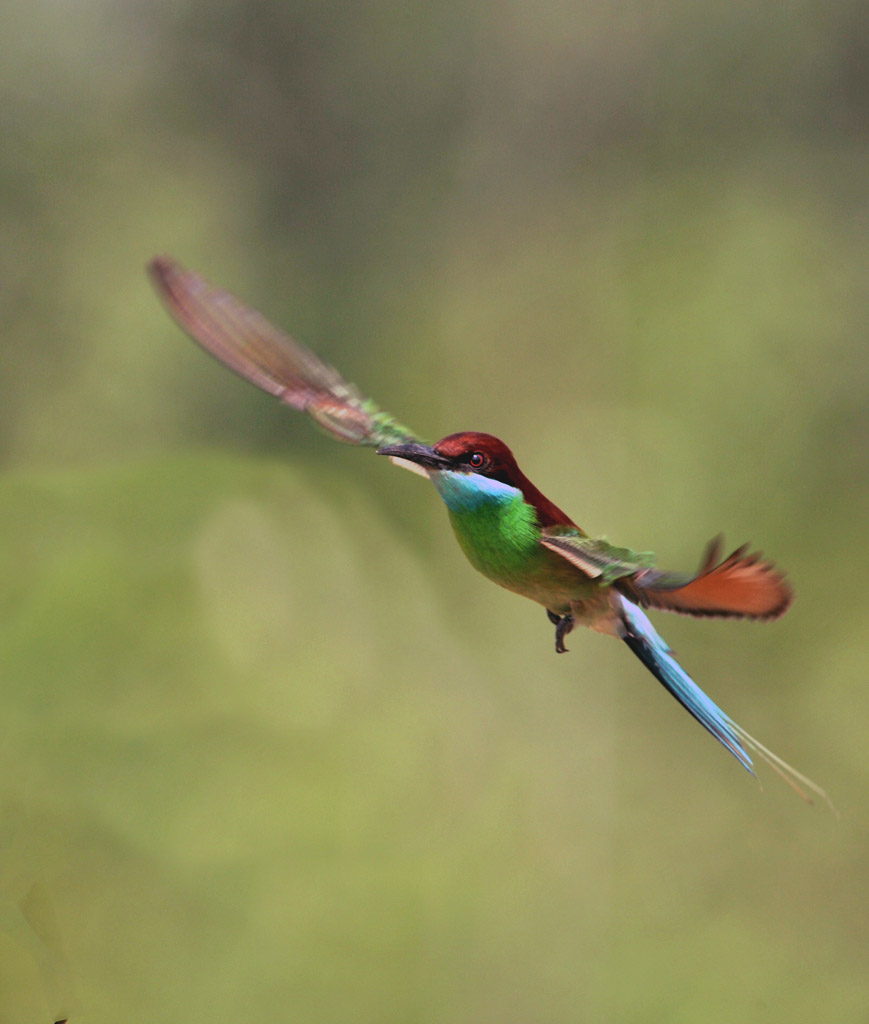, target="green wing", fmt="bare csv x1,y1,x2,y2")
539,530,657,583
149,257,419,449
541,531,793,620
